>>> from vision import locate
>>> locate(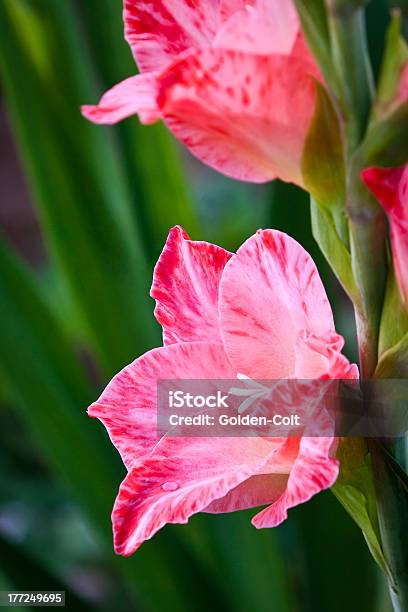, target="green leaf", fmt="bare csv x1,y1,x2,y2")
378,442,408,494
310,199,359,303
332,438,390,577
372,10,408,122
378,266,408,357
0,232,118,537
376,331,408,378
356,101,408,168
0,0,159,376
302,83,346,213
